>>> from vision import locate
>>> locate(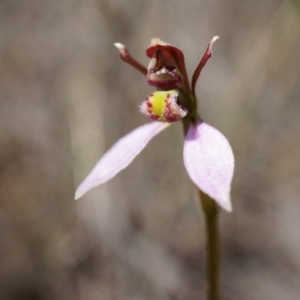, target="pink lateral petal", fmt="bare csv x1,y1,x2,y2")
183,121,234,211
75,122,170,200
